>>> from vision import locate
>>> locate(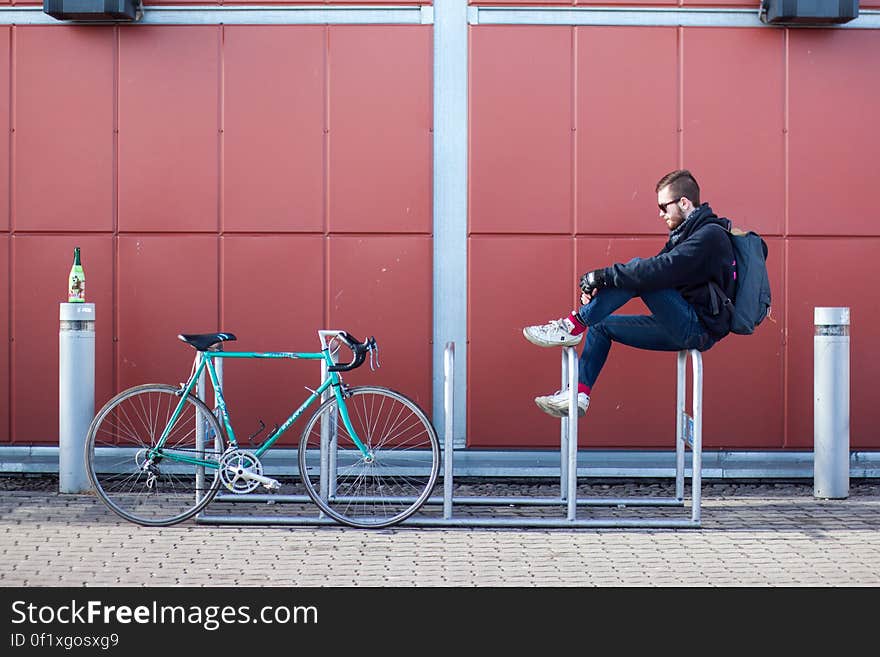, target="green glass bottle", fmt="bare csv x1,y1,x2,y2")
68,247,85,303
